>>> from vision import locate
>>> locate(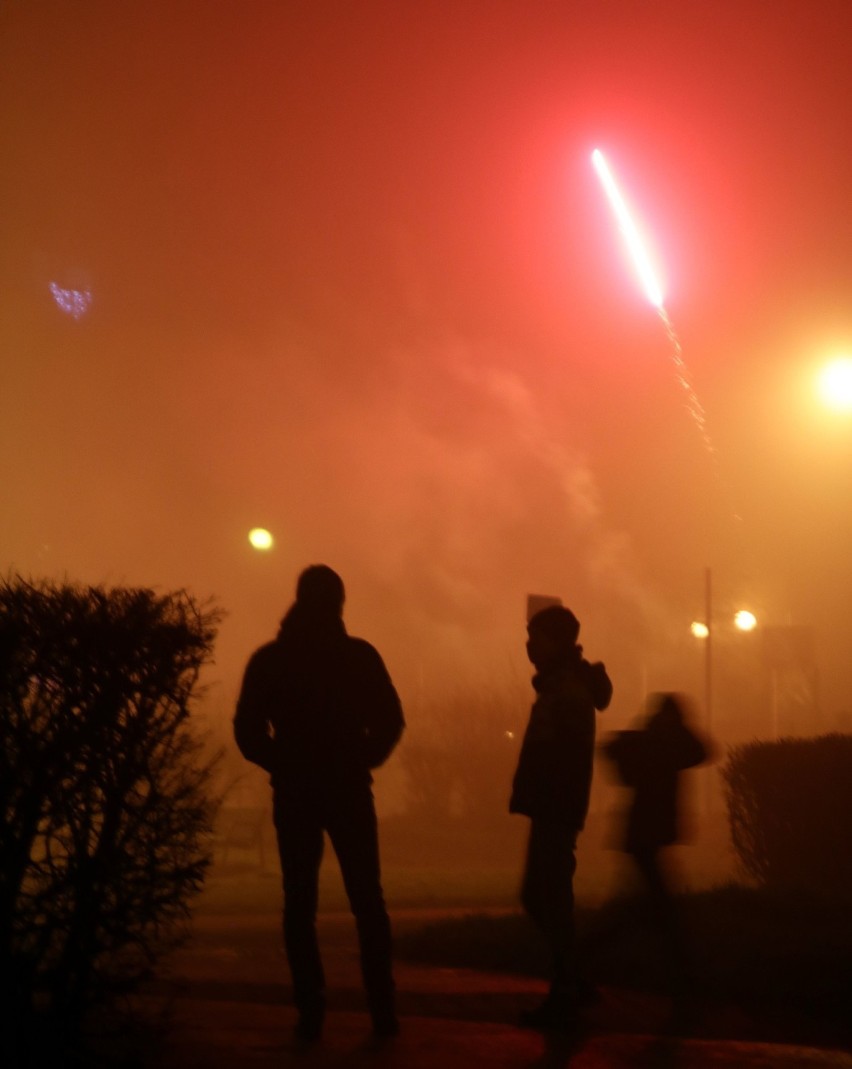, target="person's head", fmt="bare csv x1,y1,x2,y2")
295,564,345,619
646,692,687,730
526,605,580,671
